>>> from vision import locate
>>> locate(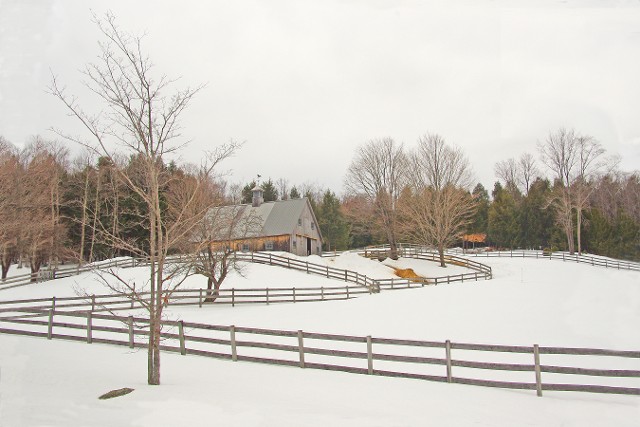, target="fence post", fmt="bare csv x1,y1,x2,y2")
91,295,96,312
232,288,235,307
346,286,350,299
321,287,324,301
86,311,93,344
47,309,54,340
51,296,56,312
128,316,134,349
199,289,203,308
230,325,237,361
298,330,305,368
533,344,543,397
266,288,270,305
367,335,373,374
445,340,452,383
293,287,296,303
179,321,186,355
